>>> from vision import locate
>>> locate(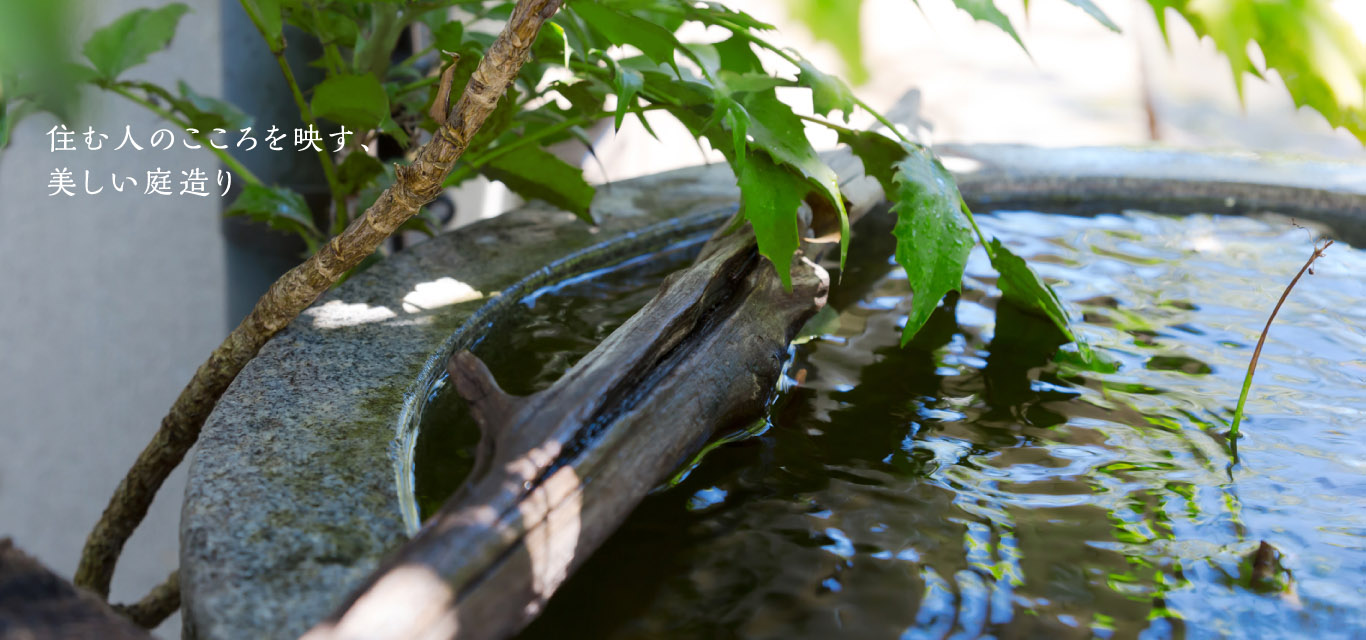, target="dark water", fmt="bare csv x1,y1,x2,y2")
415,210,1366,639
411,237,707,516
